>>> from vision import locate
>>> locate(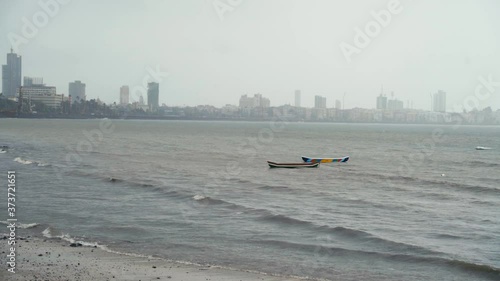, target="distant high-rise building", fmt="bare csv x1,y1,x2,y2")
314,95,326,109
23,77,43,87
147,82,159,111
239,94,270,108
295,90,301,107
388,99,404,110
433,90,446,112
335,99,341,110
254,93,270,108
2,48,22,98
376,94,388,109
68,80,86,104
139,95,145,105
239,94,253,108
120,85,129,105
